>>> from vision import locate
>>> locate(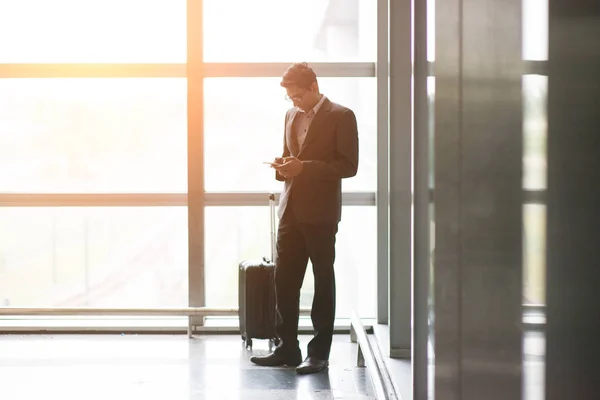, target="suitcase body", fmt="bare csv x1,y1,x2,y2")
238,257,278,348
238,194,280,349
